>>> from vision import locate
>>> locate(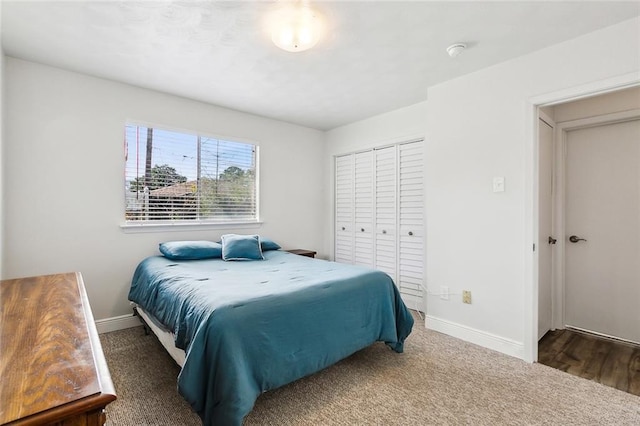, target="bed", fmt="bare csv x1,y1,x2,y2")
128,243,414,425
